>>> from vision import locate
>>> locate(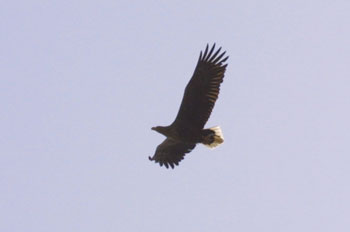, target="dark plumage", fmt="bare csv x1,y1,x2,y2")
149,44,229,169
